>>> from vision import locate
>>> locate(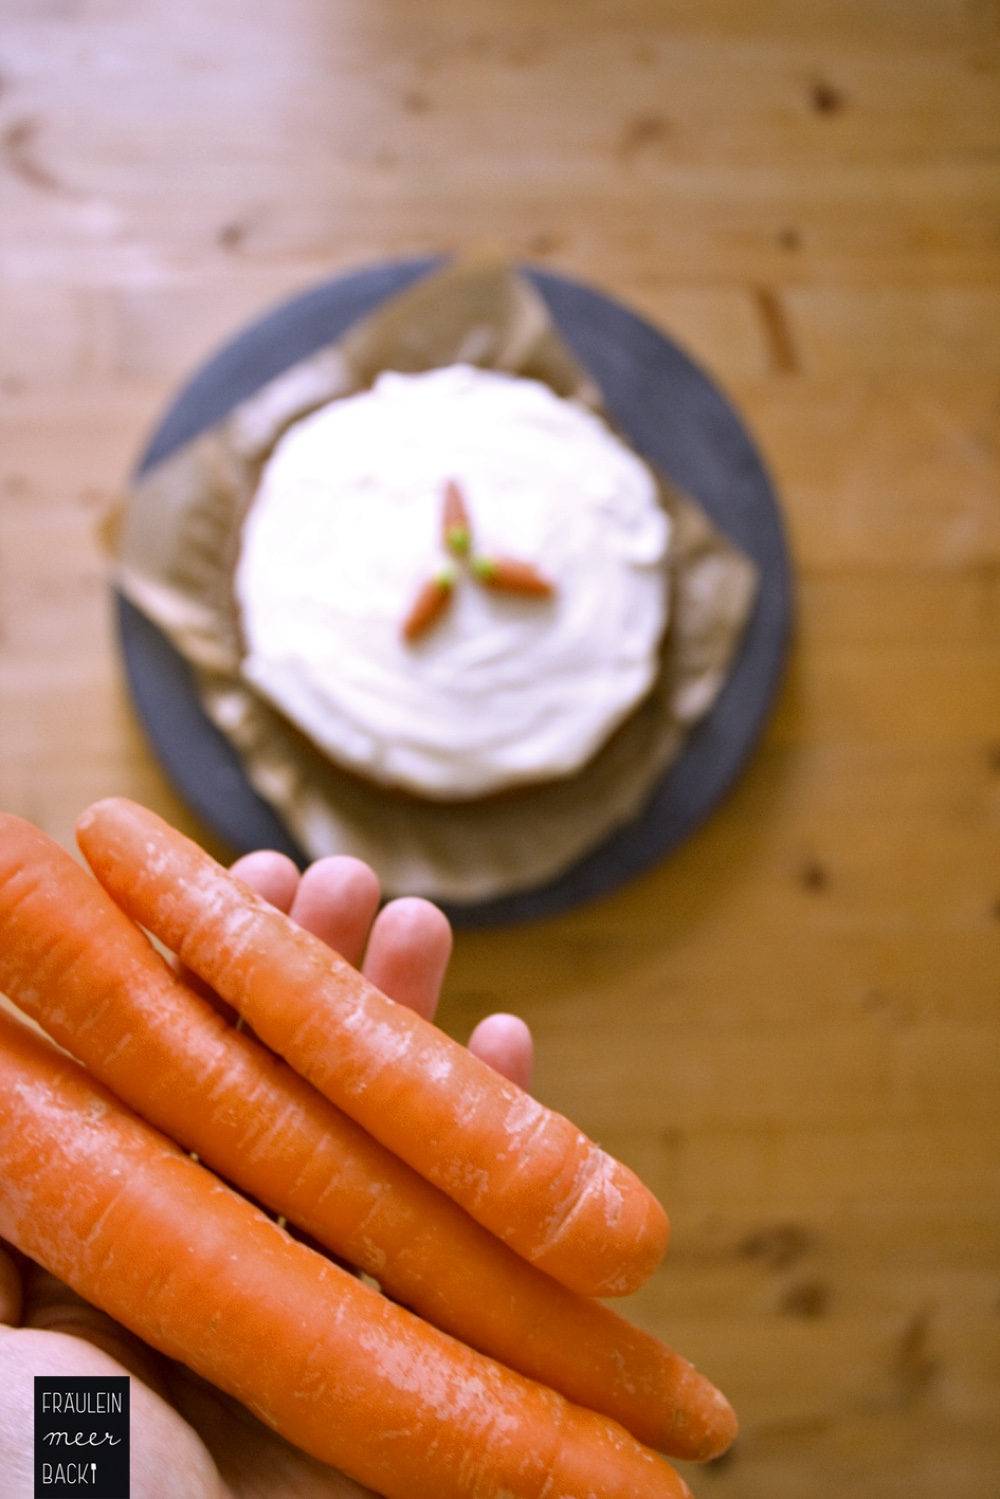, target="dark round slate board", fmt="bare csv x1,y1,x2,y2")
118,257,792,927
